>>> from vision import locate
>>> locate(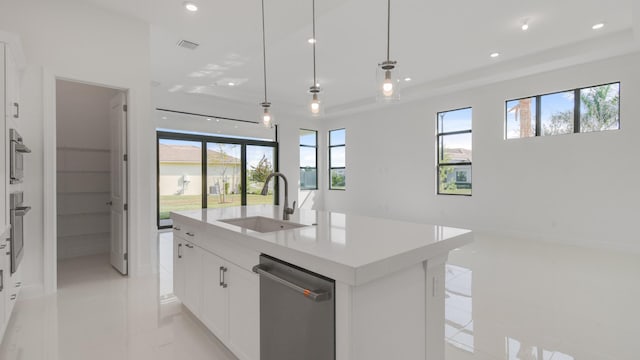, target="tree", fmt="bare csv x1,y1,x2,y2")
542,110,572,136
580,84,619,132
508,98,534,138
250,154,273,183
